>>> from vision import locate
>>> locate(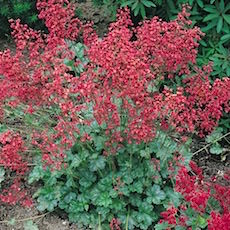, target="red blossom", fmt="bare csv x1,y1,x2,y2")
208,212,230,230
161,206,178,225
175,164,210,213
109,218,121,230
174,162,230,229
0,179,32,206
